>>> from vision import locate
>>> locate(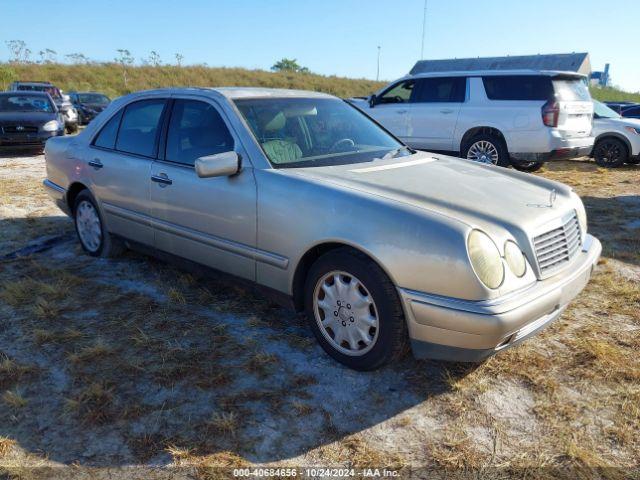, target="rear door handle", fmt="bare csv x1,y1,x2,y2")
151,174,173,186
88,159,103,169
440,109,454,114
396,110,408,114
